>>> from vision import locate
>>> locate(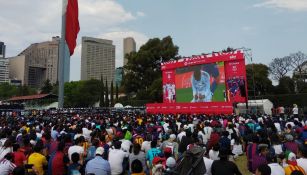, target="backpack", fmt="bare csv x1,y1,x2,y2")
175,146,206,175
